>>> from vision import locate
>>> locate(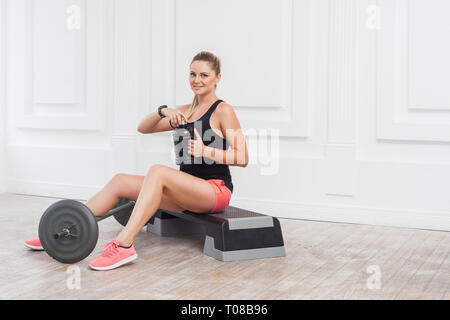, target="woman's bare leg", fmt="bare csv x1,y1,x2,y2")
115,165,216,247
83,173,186,217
